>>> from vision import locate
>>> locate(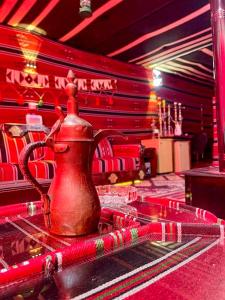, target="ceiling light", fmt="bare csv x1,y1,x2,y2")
153,69,163,87
79,0,92,18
